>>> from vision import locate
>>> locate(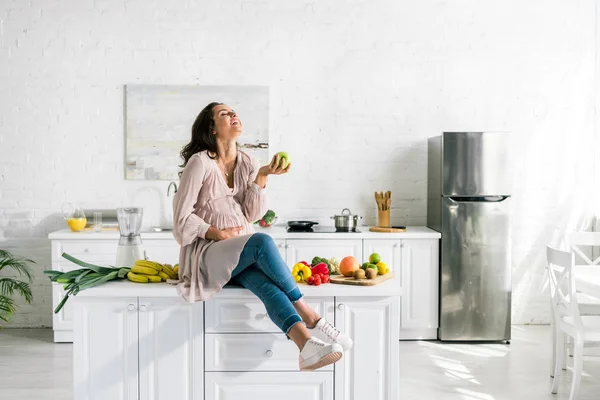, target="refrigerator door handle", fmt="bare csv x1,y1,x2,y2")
446,195,510,203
